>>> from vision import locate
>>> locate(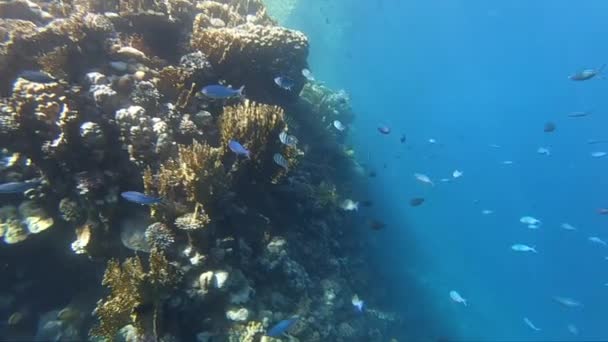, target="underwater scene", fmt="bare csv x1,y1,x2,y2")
0,0,607,341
